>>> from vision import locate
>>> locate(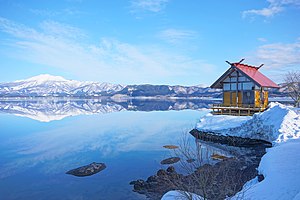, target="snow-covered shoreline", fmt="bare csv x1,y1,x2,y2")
196,102,300,144
162,102,300,200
